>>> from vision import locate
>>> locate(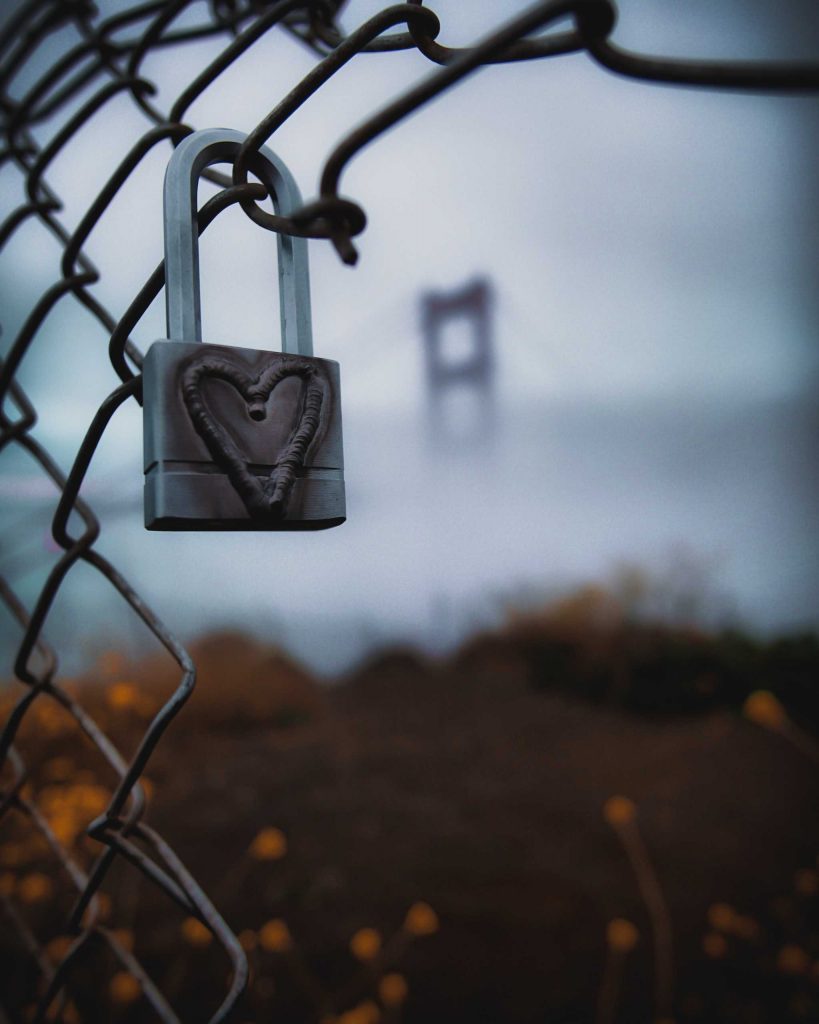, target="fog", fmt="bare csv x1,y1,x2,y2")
1,0,817,674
